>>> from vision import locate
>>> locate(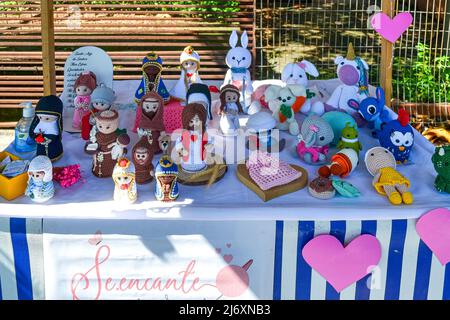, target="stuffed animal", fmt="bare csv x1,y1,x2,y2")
264,84,307,135
170,46,203,103
378,109,414,163
158,132,172,156
296,115,334,164
348,86,391,137
365,146,413,205
322,111,357,146
223,30,254,113
432,145,450,193
281,60,325,115
25,155,54,203
134,53,170,104
29,95,64,162
112,158,137,204
324,43,369,126
73,71,97,130
337,122,362,154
